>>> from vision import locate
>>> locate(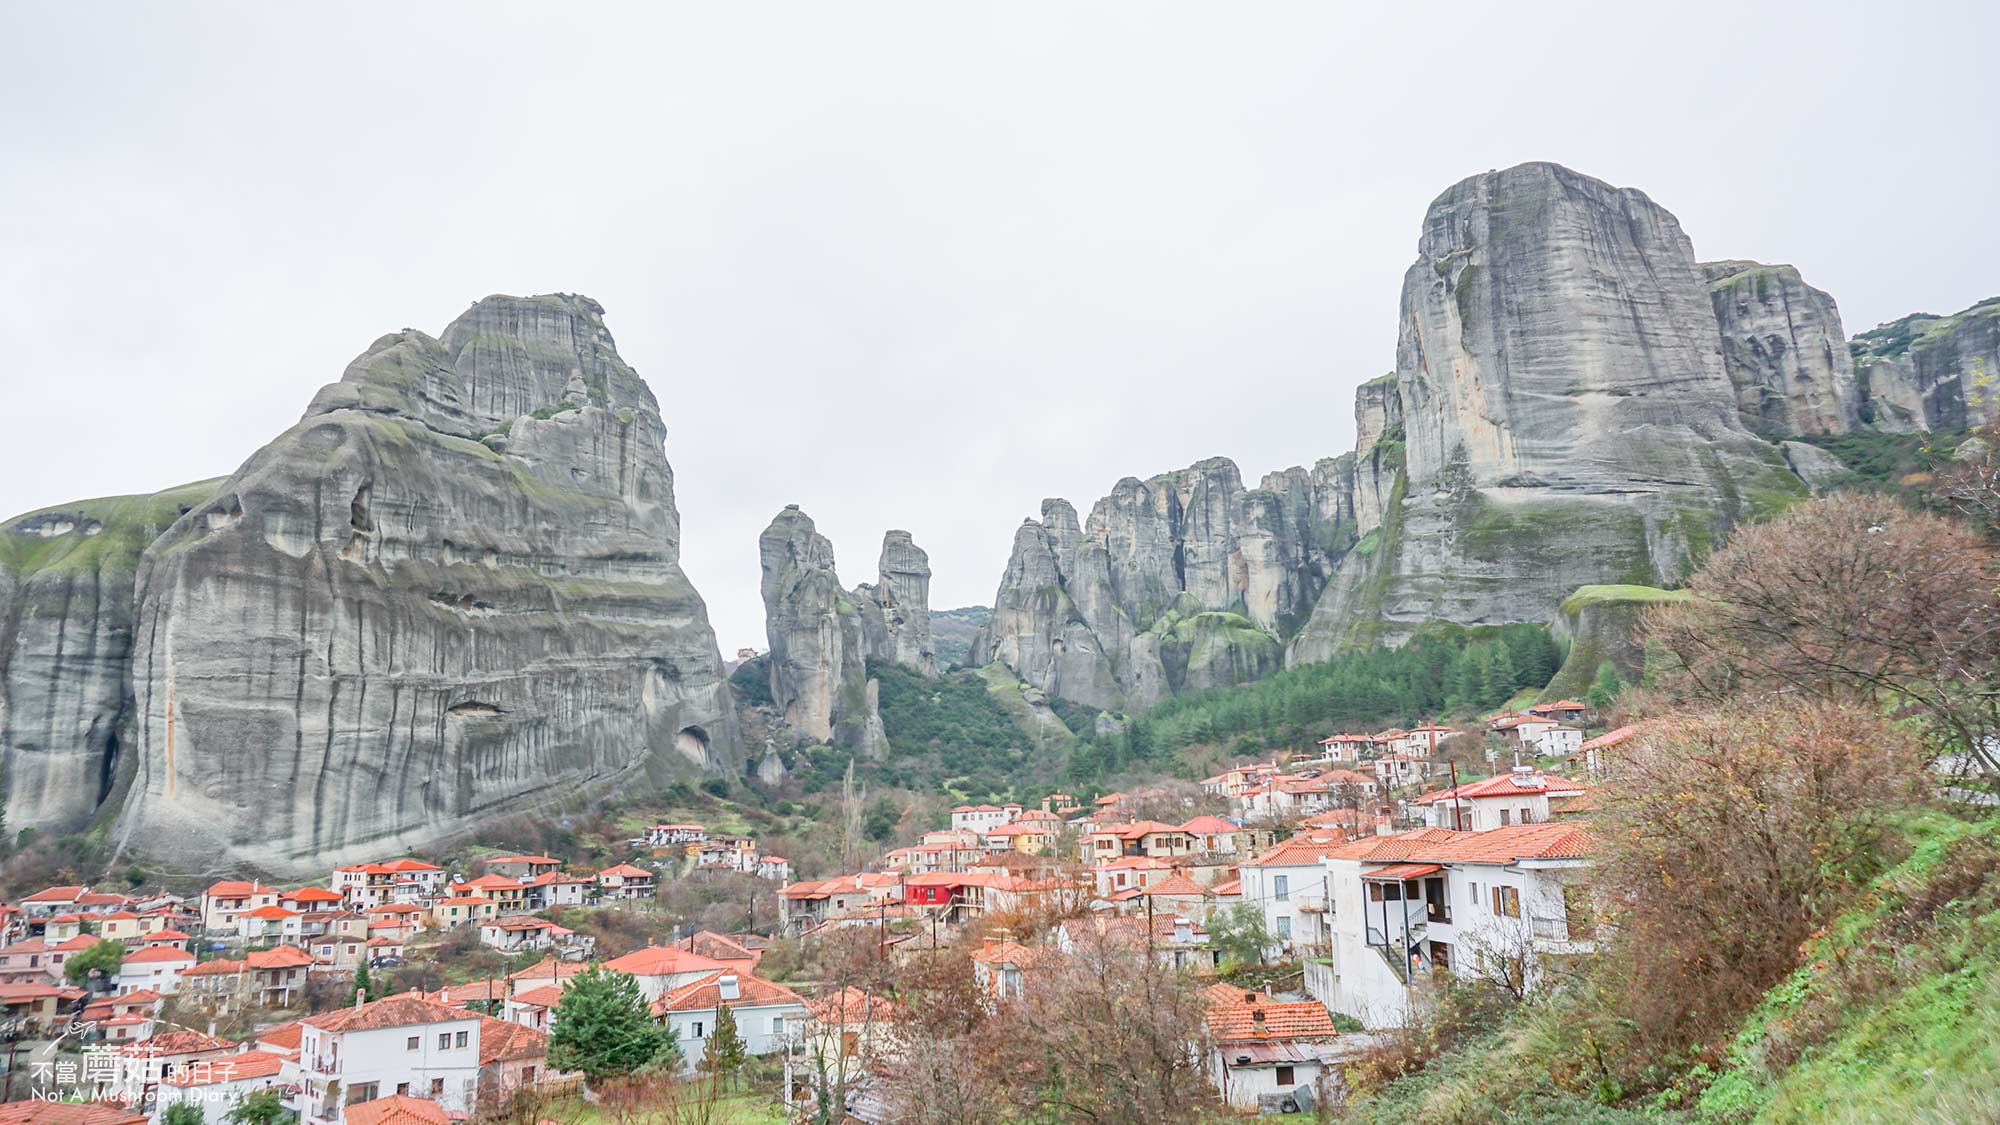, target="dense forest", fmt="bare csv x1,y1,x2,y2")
1061,623,1561,784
